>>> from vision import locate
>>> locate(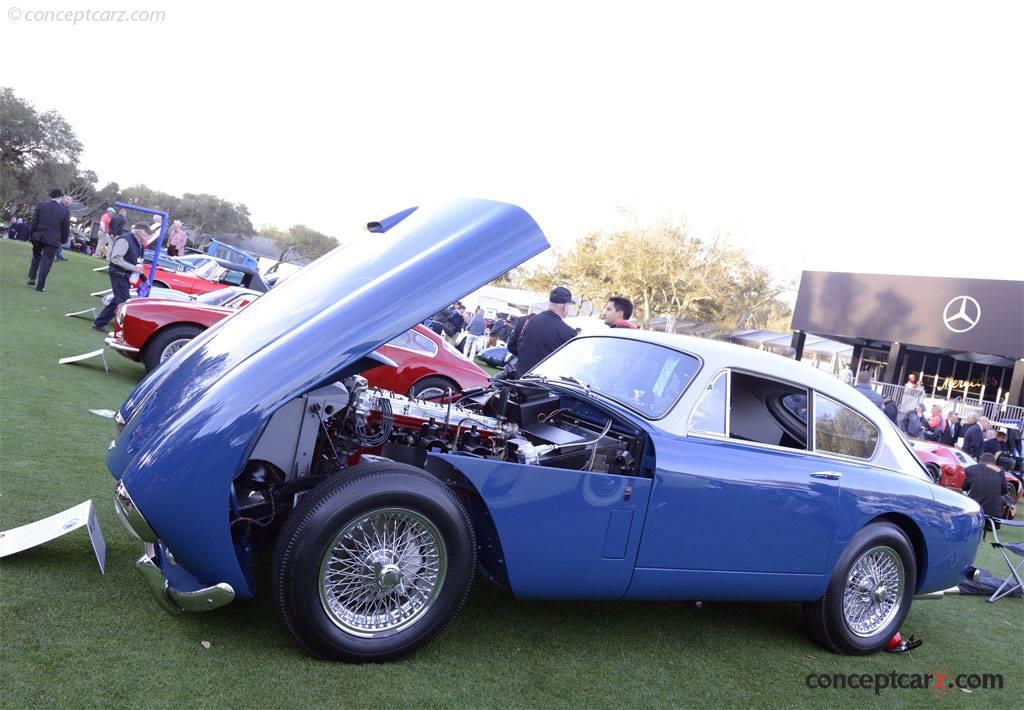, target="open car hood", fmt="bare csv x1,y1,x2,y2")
107,200,548,592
